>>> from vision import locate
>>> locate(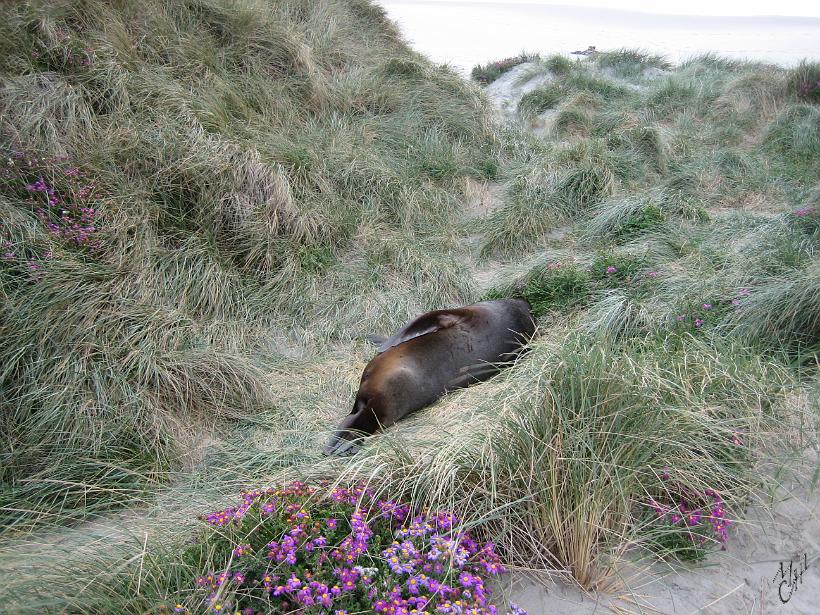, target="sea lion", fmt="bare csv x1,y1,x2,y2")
323,299,535,456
